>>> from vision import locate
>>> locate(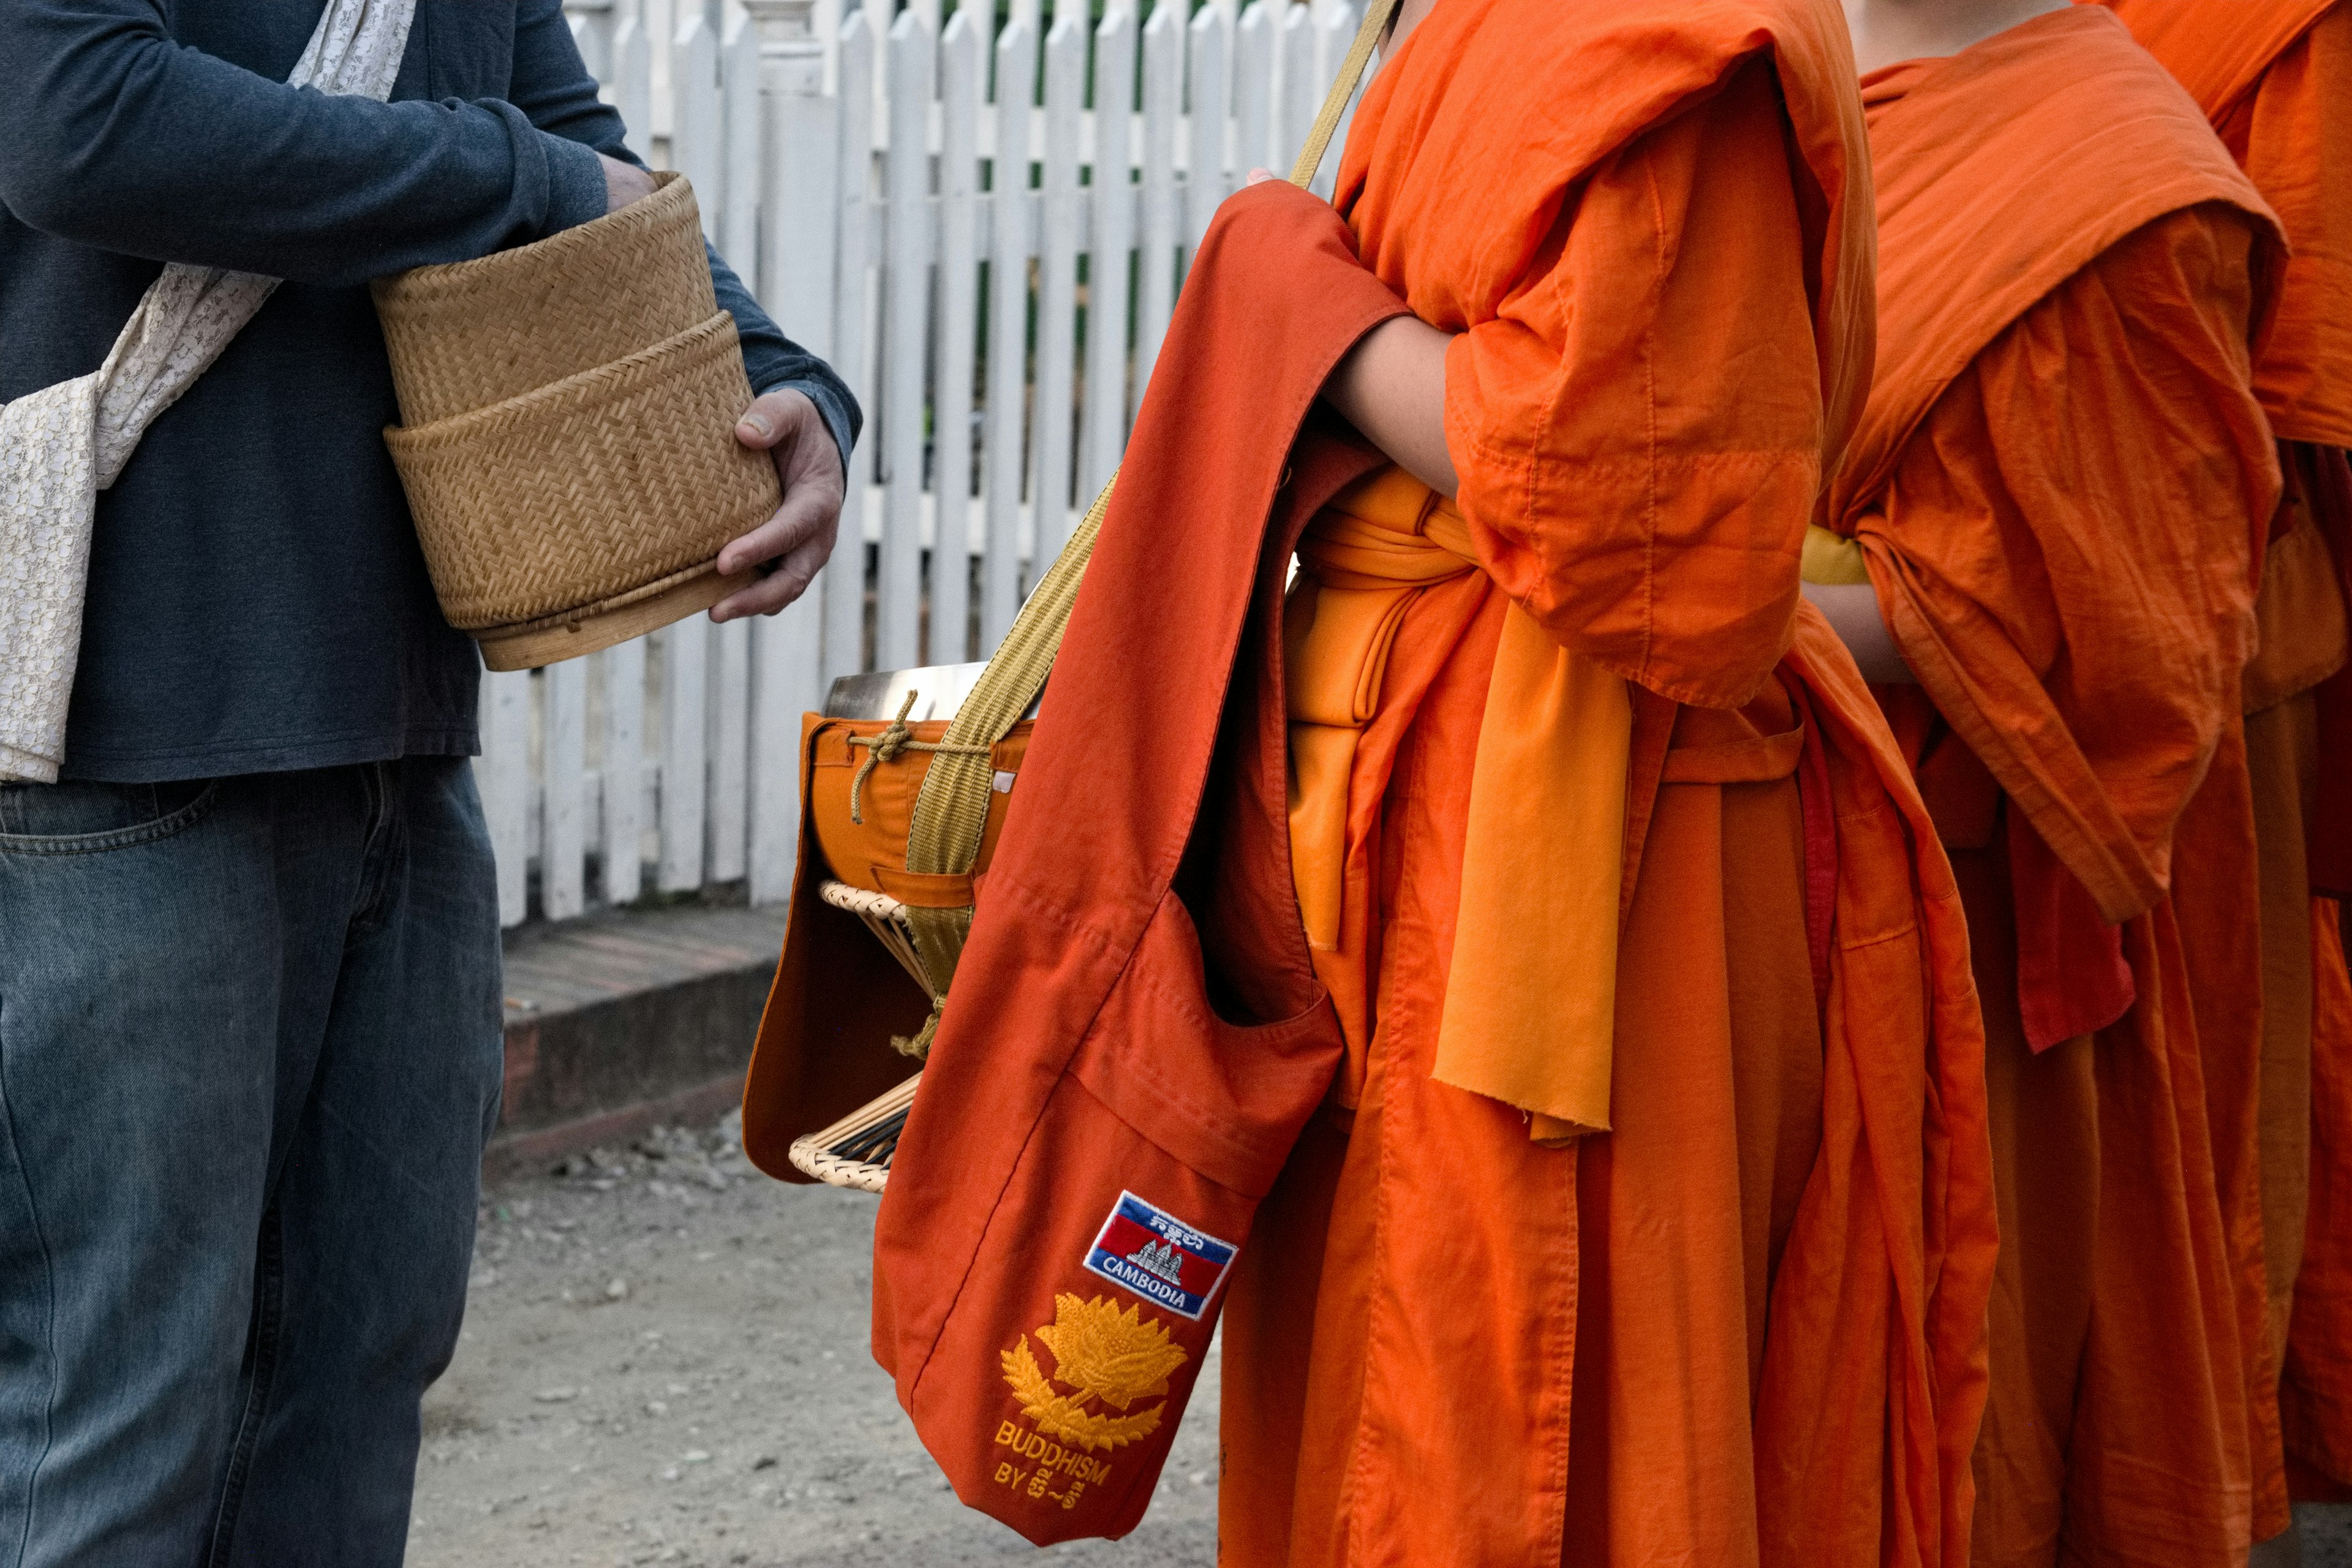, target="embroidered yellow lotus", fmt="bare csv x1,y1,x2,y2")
1000,1293,1189,1452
